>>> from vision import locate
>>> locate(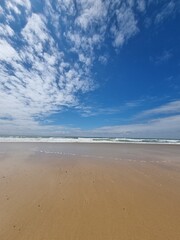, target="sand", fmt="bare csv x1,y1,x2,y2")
0,143,180,240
